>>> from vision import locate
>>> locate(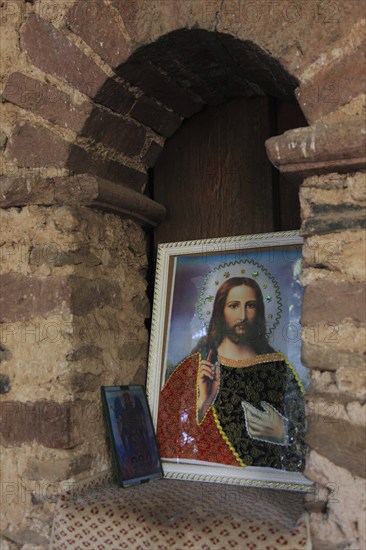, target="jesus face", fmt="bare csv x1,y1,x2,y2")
223,285,259,345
